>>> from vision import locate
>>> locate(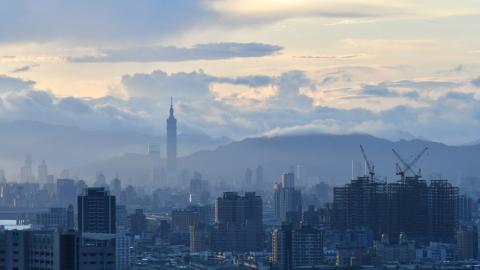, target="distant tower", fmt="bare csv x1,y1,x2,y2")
38,159,48,183
166,97,177,184
256,165,264,188
20,155,33,182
